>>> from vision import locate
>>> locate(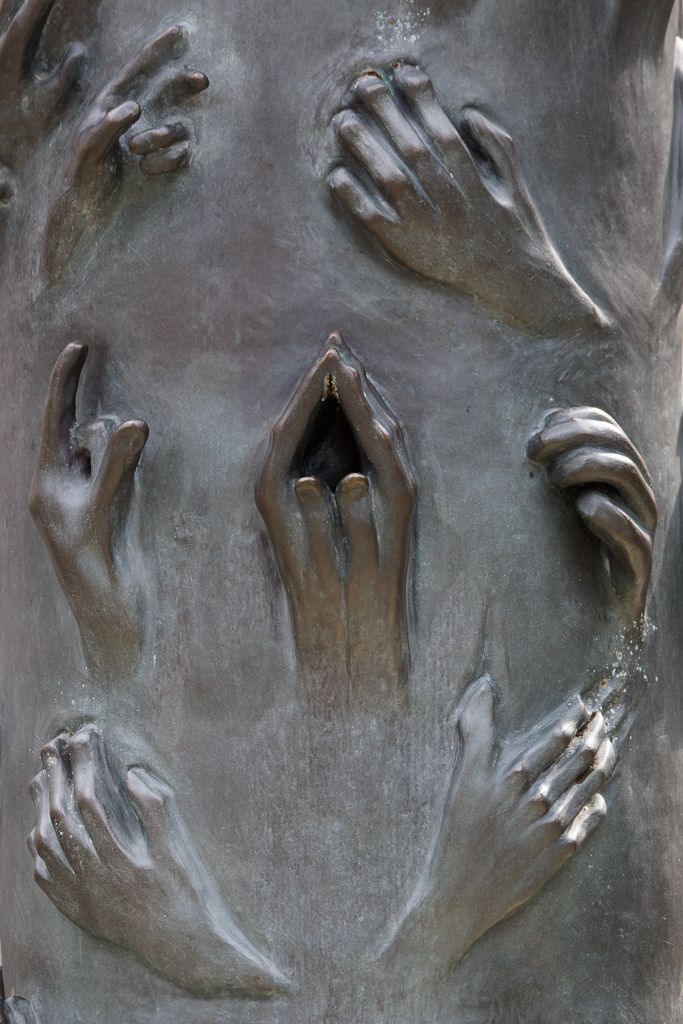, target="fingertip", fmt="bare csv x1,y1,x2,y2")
109,100,142,128
115,419,149,454
459,674,496,730
186,69,209,93
294,476,326,505
336,473,369,502
591,793,608,816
